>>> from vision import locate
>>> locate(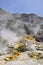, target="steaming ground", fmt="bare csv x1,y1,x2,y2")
0,28,20,52
0,9,43,65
